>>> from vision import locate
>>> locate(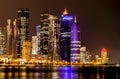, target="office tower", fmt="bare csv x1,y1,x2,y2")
6,19,12,55
17,8,29,58
32,36,38,55
59,9,73,62
0,27,6,54
101,48,109,64
6,19,18,58
71,17,81,62
12,19,18,58
48,15,60,61
40,12,60,61
40,12,49,55
36,25,41,55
